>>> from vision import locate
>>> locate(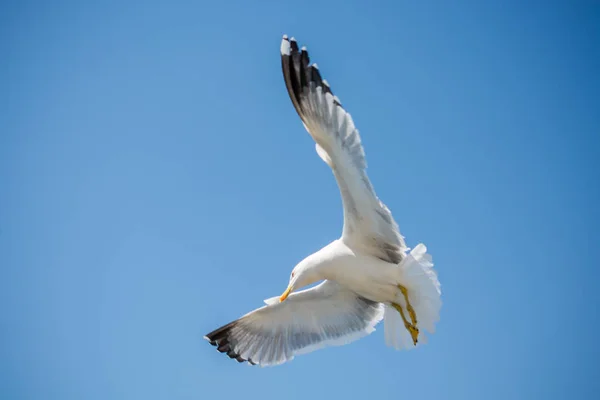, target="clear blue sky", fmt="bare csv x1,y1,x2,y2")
1,1,599,399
